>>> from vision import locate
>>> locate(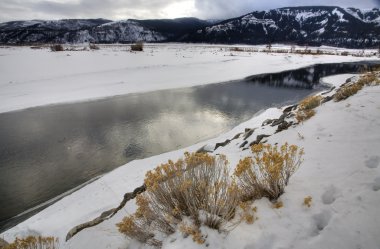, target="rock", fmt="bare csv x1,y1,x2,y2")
0,238,9,248
321,95,333,104
196,145,213,153
286,112,295,118
262,119,274,126
276,121,292,133
214,139,231,150
232,133,242,140
283,104,298,113
321,87,335,95
271,113,287,126
250,134,270,146
239,141,248,148
243,129,255,140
